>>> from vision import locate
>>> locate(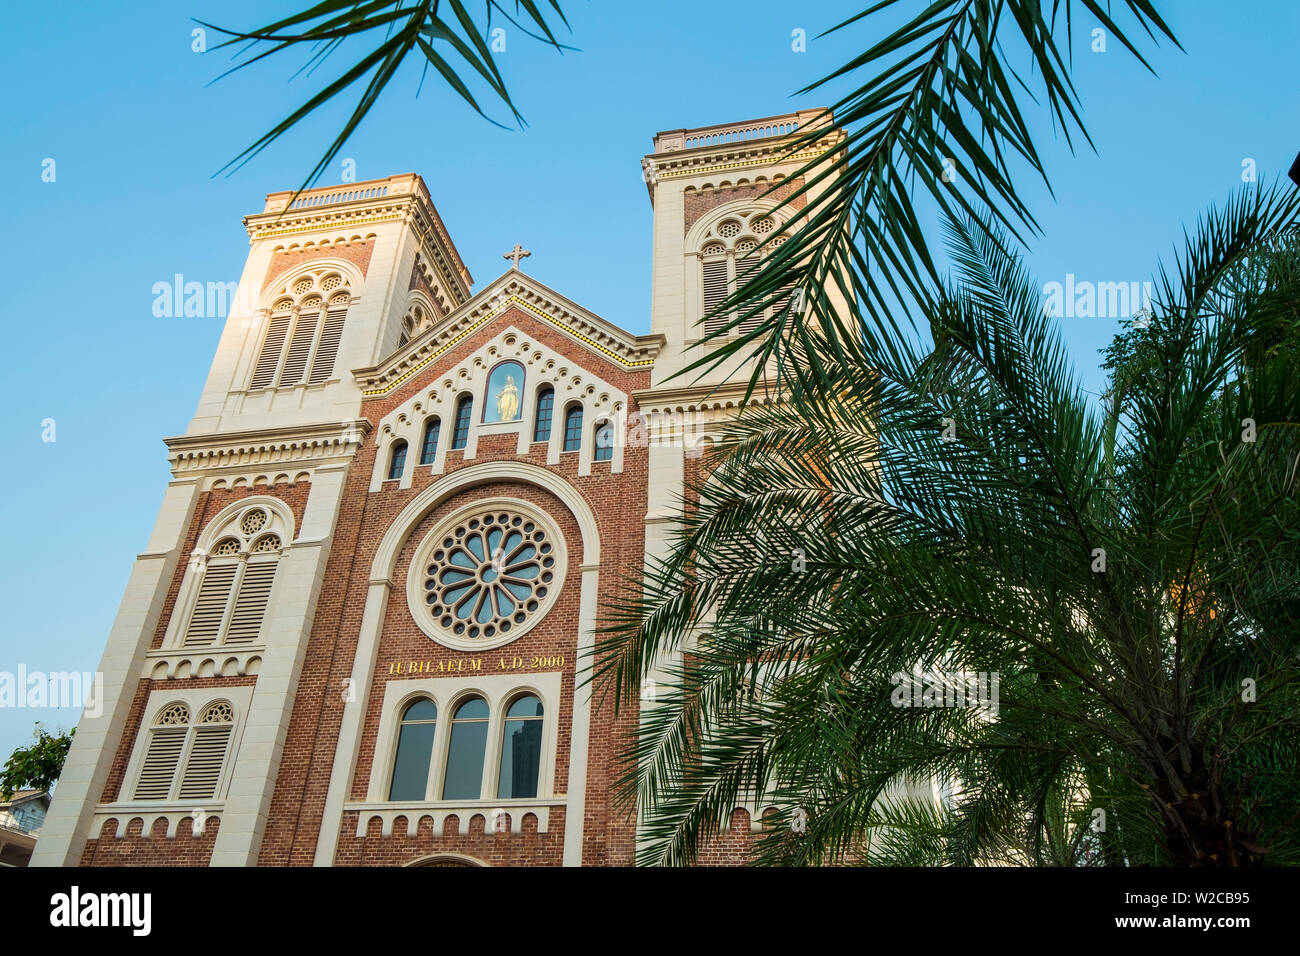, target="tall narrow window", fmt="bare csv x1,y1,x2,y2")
308,303,348,383
497,695,544,799
250,309,292,388
388,441,408,481
563,405,583,452
594,420,614,462
181,508,282,649
178,702,234,801
701,245,729,335
419,418,441,466
389,698,437,801
132,703,190,800
451,395,473,450
533,387,554,443
280,299,320,384
442,697,489,800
